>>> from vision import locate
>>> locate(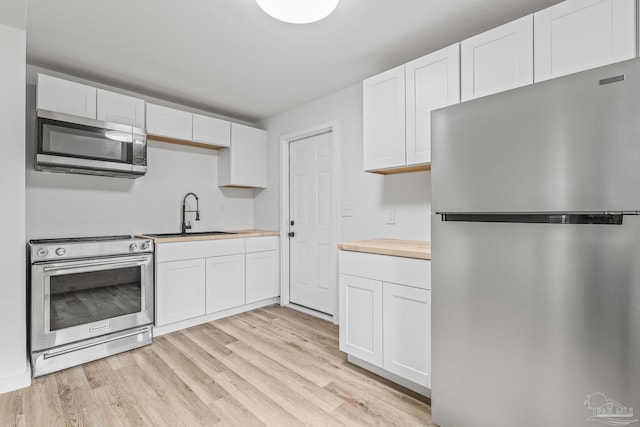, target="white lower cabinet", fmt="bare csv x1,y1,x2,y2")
339,274,383,366
155,236,279,331
156,259,206,326
205,254,245,313
339,250,431,390
246,237,280,304
383,282,430,388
